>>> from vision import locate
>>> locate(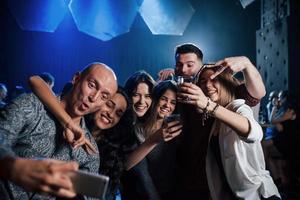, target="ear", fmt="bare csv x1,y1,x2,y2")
72,71,81,84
